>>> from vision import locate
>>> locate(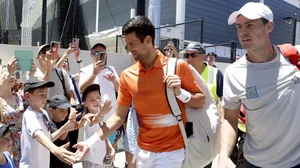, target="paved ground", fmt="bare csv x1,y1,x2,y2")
73,151,126,168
